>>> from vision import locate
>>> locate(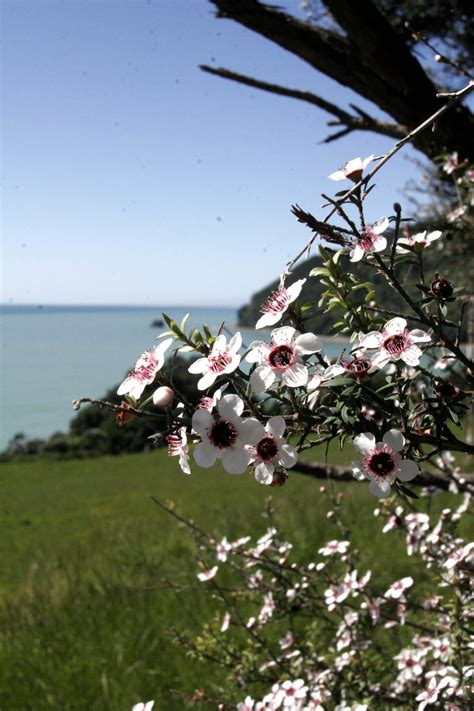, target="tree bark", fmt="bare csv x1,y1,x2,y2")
208,0,473,161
